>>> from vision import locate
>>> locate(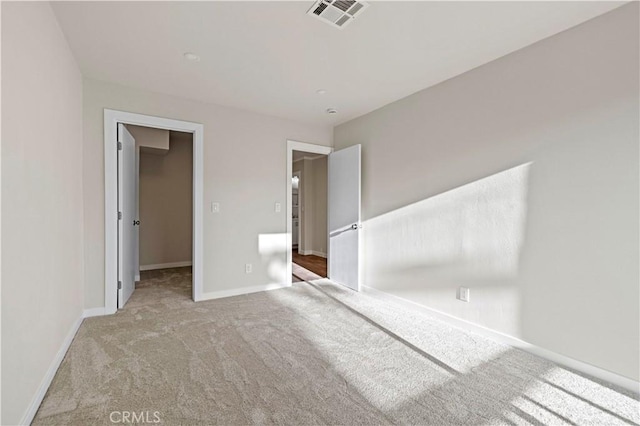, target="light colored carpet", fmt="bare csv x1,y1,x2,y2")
33,267,639,425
